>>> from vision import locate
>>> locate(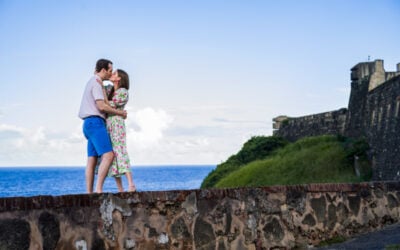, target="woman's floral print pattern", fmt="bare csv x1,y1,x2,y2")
106,87,131,177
